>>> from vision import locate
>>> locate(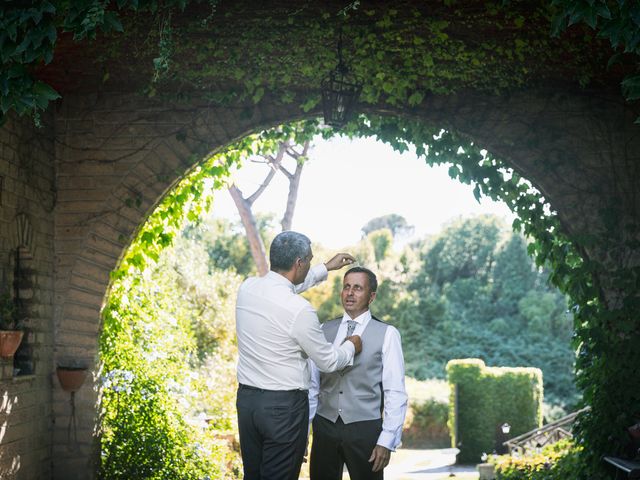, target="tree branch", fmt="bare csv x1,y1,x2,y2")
245,144,286,205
